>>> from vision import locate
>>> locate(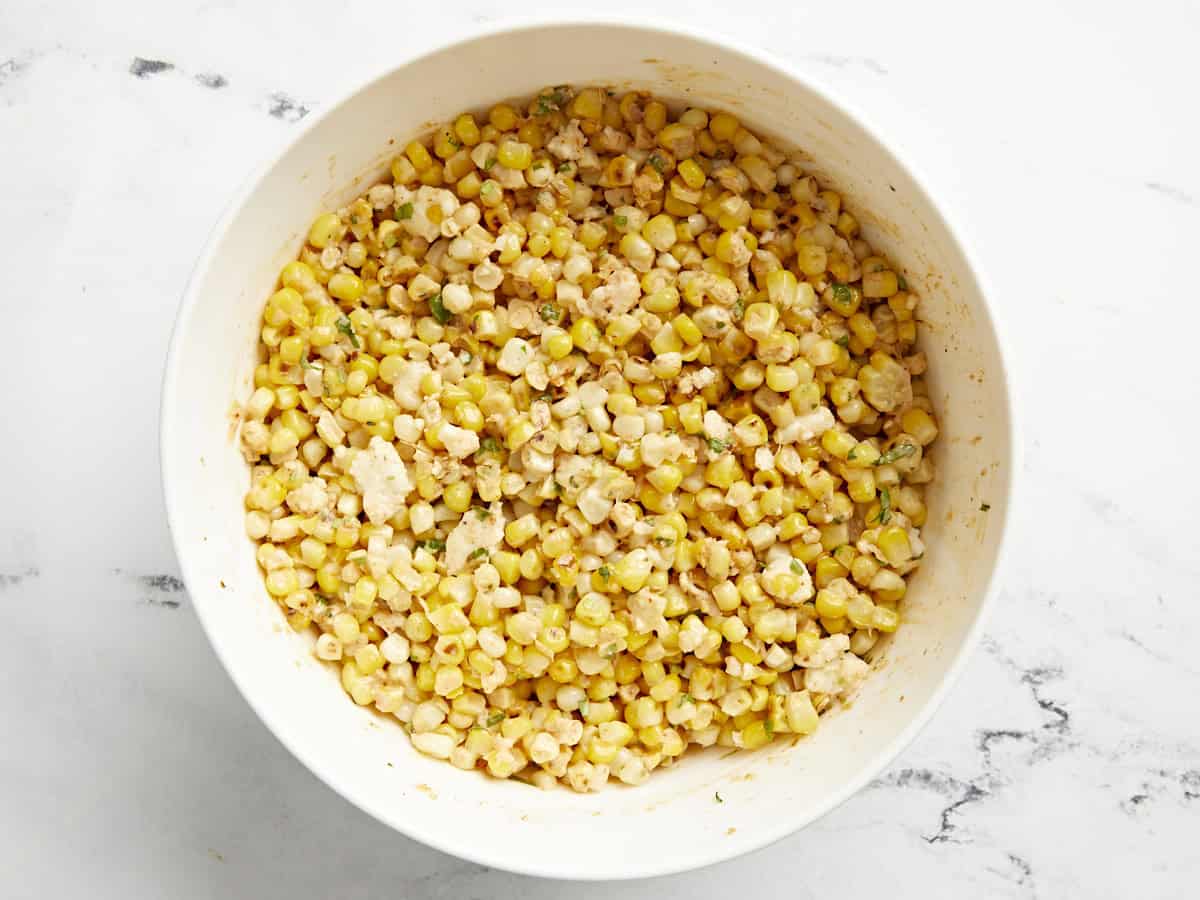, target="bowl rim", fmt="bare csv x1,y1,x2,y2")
161,13,1020,881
